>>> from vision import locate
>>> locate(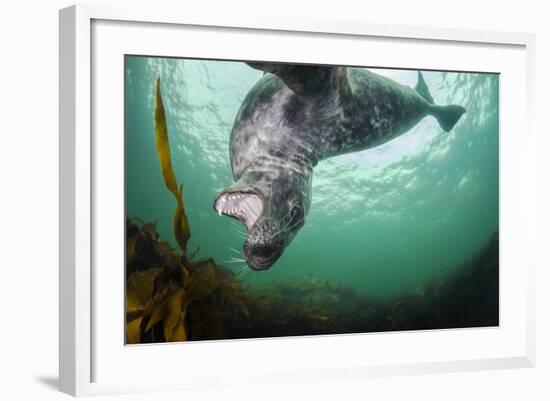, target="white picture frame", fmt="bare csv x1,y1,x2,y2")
59,3,536,397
